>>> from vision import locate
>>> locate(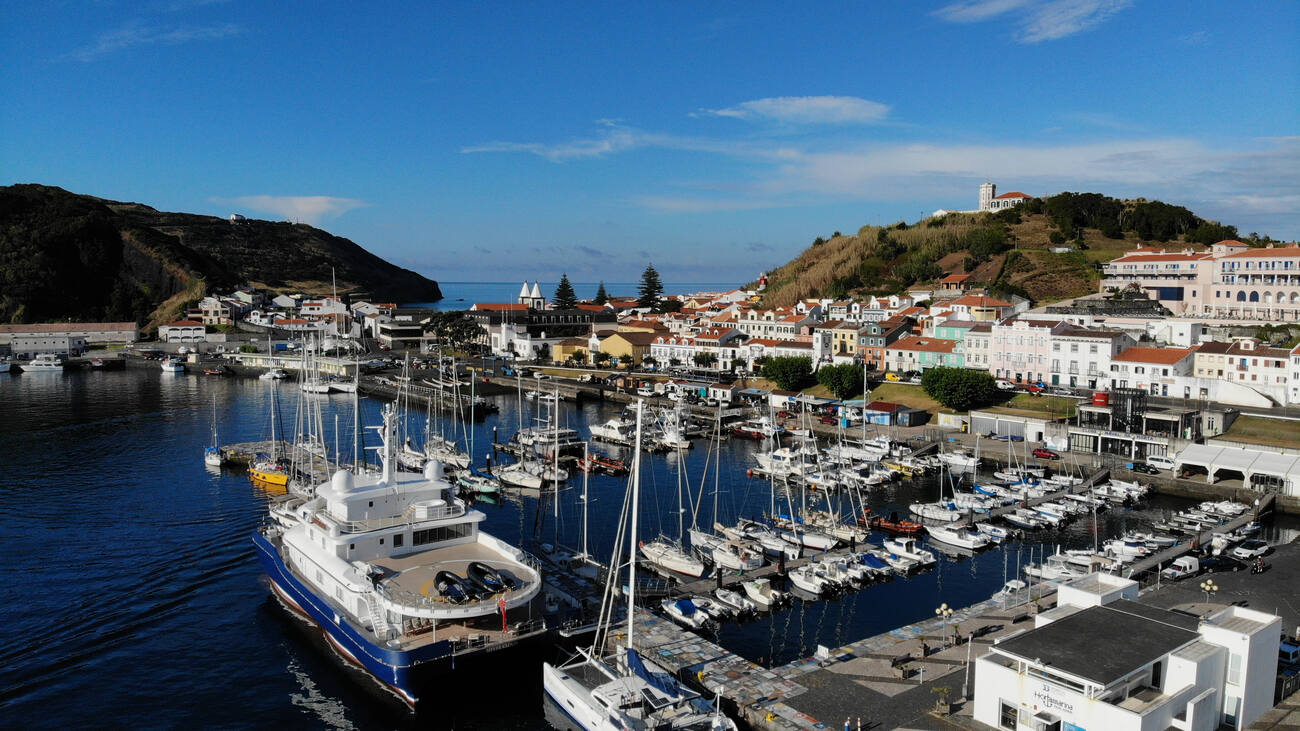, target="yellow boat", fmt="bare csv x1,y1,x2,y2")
249,463,289,486
882,460,914,478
